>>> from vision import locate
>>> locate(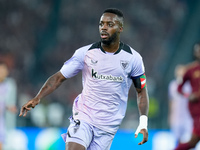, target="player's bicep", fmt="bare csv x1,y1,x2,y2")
132,73,147,90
